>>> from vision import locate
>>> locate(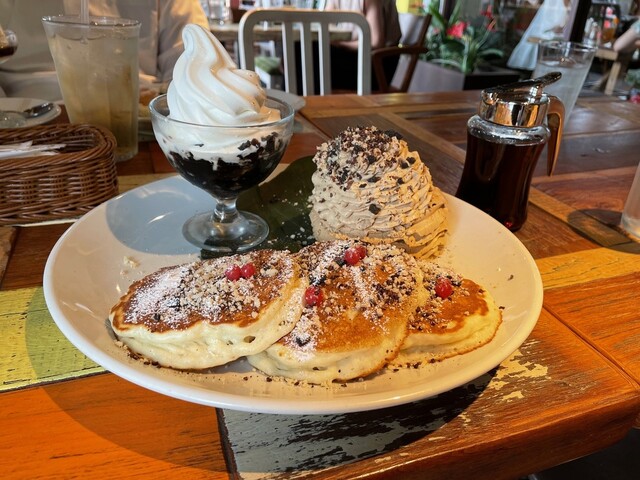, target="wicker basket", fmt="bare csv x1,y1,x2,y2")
0,124,118,225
